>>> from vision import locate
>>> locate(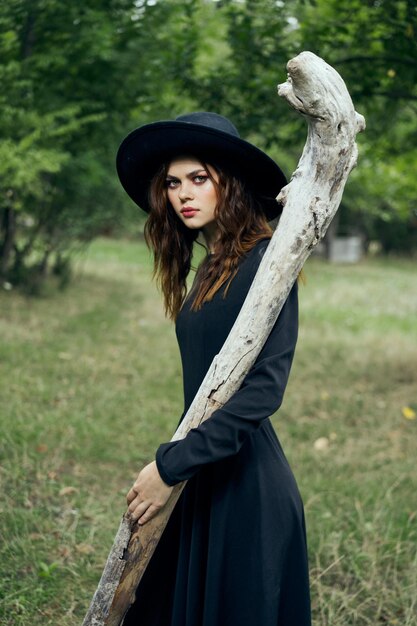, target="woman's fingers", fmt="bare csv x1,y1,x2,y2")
125,462,174,522
126,486,139,505
126,491,162,525
138,504,160,526
128,497,150,522
128,499,160,525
